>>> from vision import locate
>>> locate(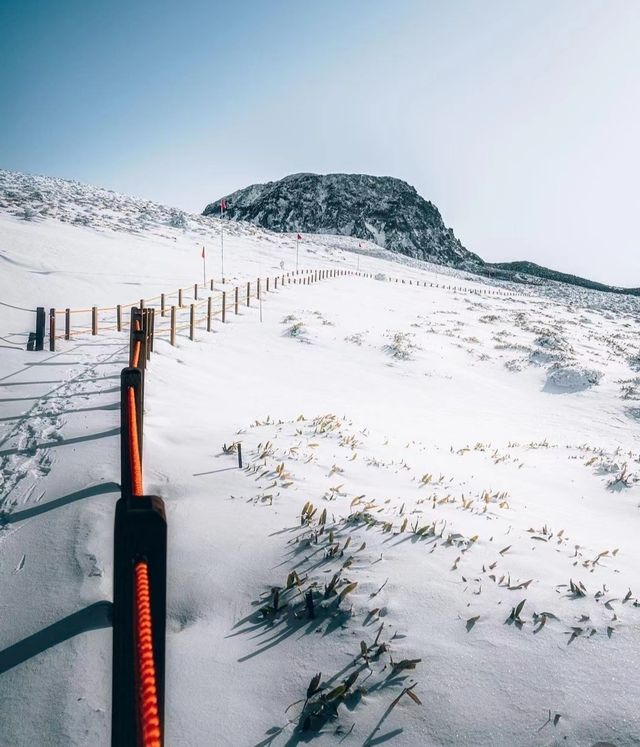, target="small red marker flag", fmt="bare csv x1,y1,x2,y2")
201,246,205,258
297,233,302,240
